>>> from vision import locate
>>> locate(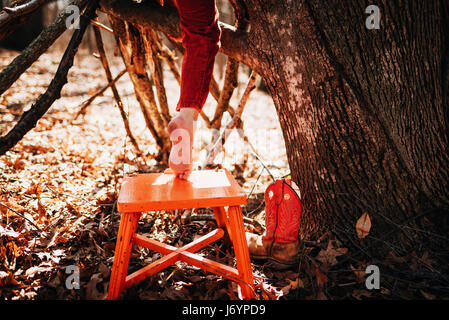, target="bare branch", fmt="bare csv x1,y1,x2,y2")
2,0,45,16
228,0,249,28
142,28,171,125
203,72,258,167
0,0,90,96
157,41,235,127
0,201,42,232
211,58,239,129
0,0,99,156
0,0,48,36
109,16,170,158
74,68,127,119
93,24,142,156
90,19,113,33
159,46,181,85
